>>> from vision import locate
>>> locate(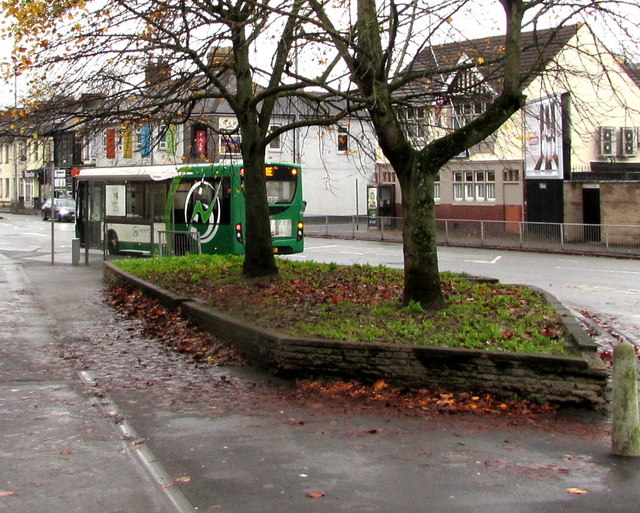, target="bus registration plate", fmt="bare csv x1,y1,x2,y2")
270,219,291,237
